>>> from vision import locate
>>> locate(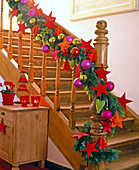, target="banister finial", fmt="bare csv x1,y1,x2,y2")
96,20,107,30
